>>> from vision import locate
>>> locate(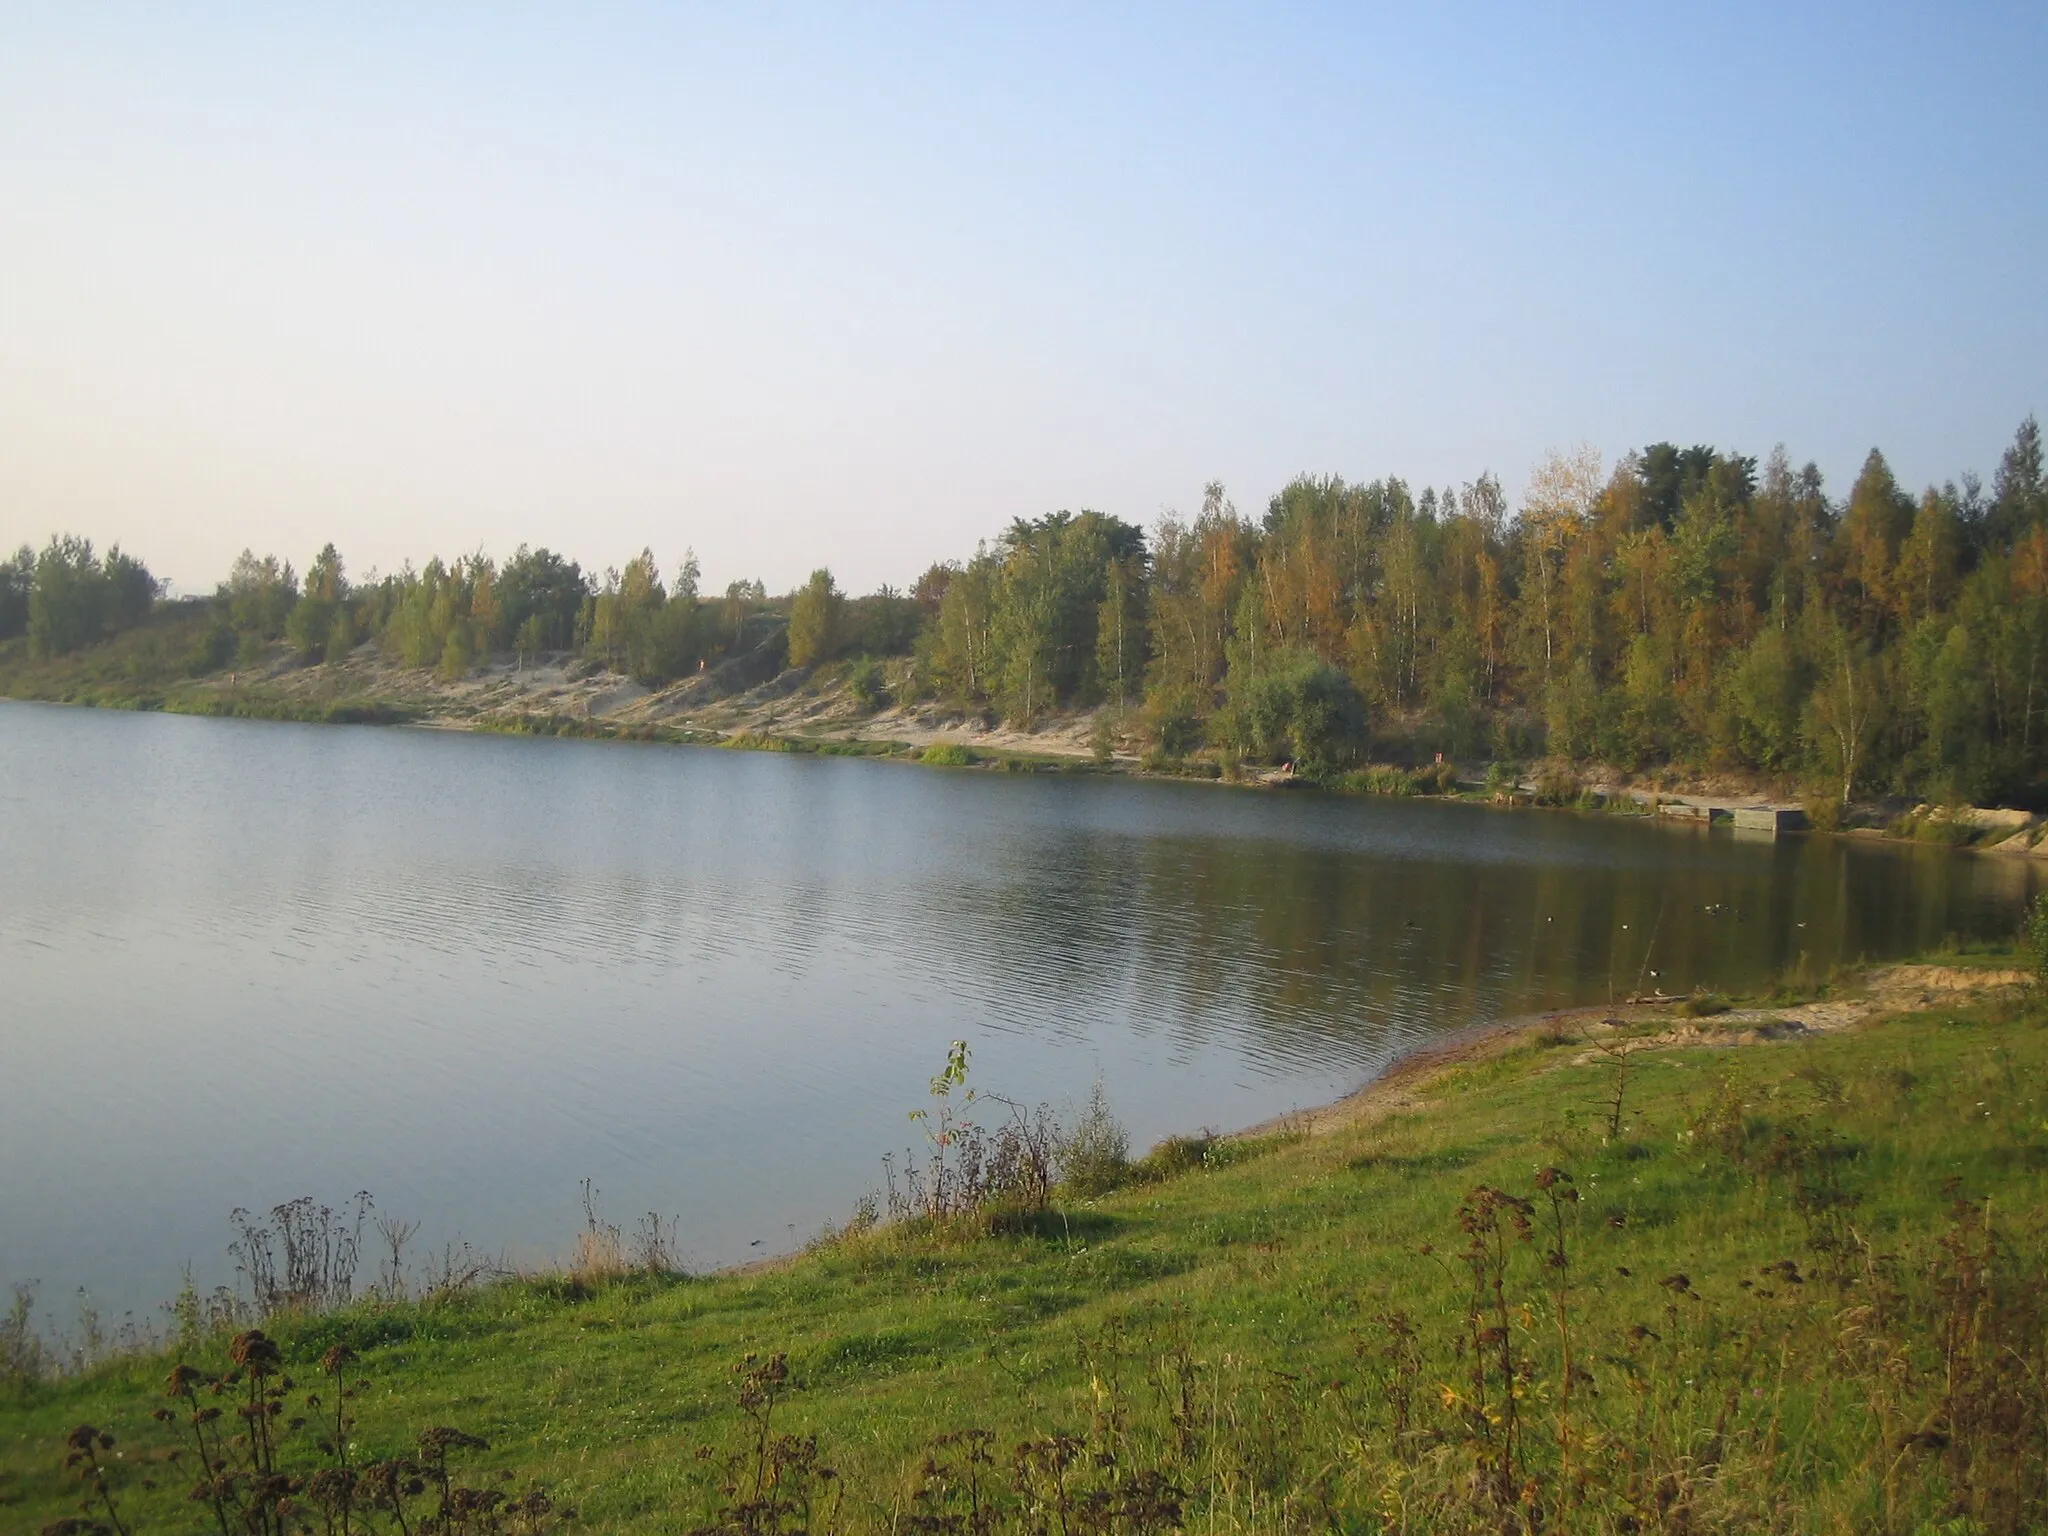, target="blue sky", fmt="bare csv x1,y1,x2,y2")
1,4,2042,593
